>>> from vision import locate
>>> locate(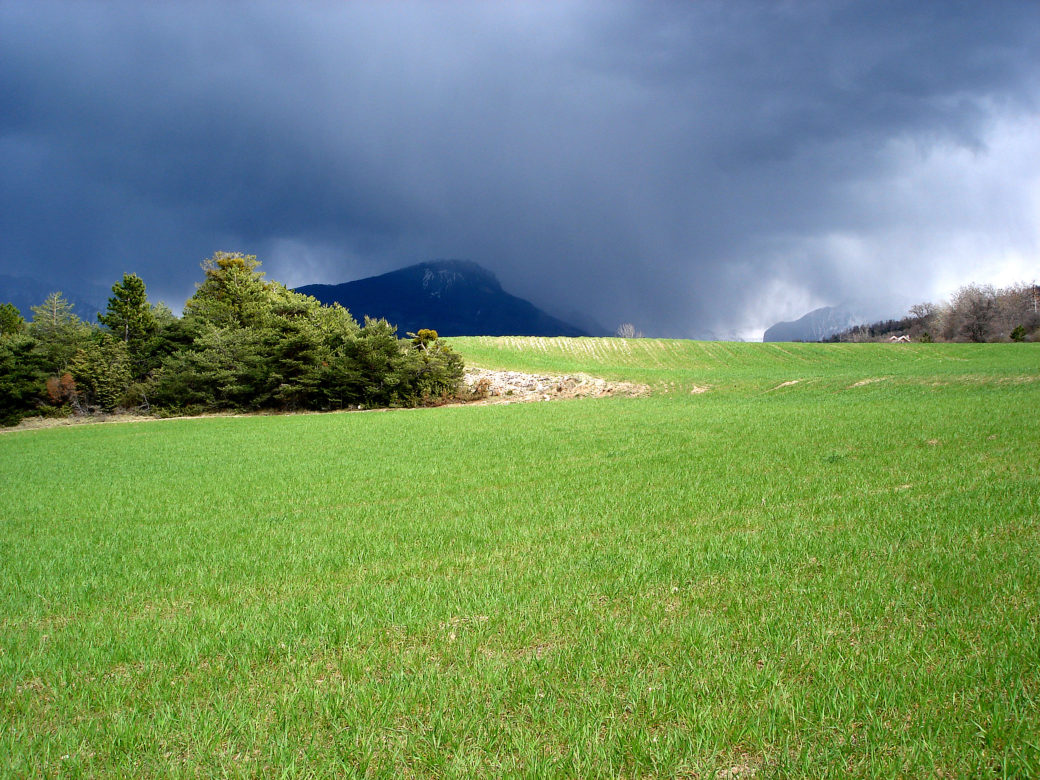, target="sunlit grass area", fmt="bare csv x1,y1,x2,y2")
453,336,1037,391
2,340,1038,776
